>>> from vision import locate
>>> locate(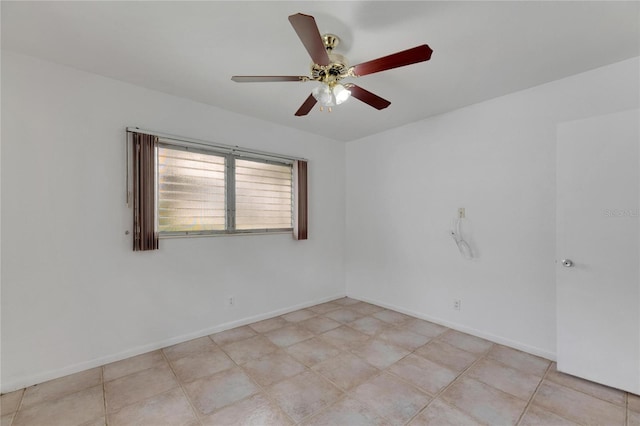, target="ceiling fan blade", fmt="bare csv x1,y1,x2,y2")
351,45,433,77
346,84,391,110
295,94,317,116
288,13,330,66
231,76,307,83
